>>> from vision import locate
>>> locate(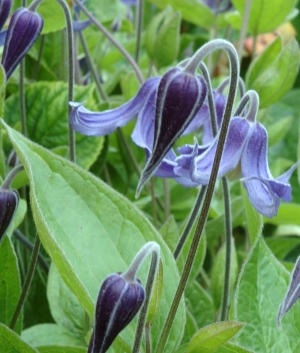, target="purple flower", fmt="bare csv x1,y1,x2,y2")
202,0,233,13
175,116,297,217
1,8,44,79
88,273,145,353
0,0,12,31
